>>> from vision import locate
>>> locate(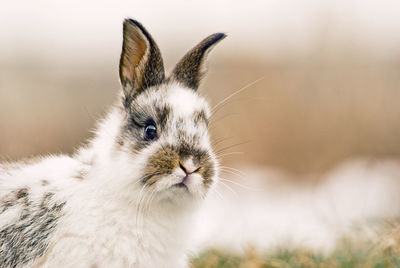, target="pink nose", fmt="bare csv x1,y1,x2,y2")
179,161,201,175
